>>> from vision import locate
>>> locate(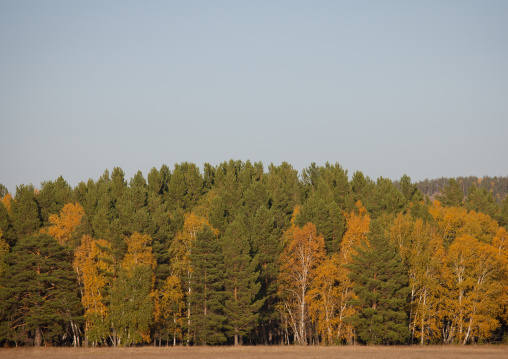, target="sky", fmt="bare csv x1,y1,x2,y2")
1,1,507,192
